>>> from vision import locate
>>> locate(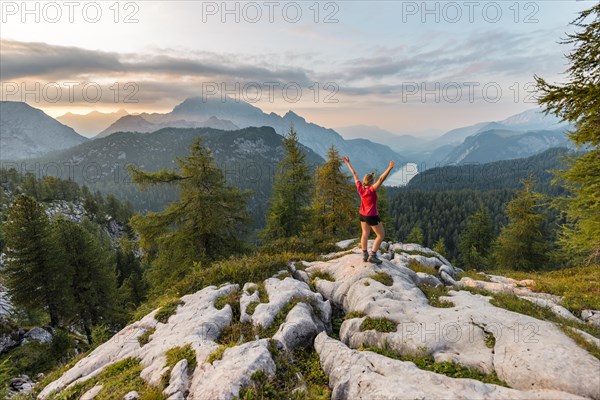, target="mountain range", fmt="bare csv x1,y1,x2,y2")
0,101,87,160
87,97,403,174
20,126,323,228
440,127,571,165
1,100,572,185
56,109,129,137
96,114,239,138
